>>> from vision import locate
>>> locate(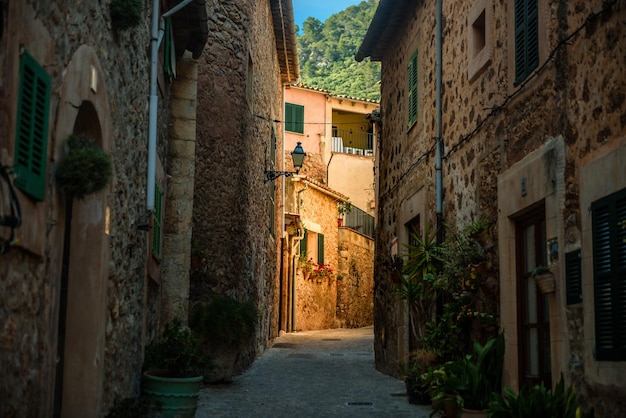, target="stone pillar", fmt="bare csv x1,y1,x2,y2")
161,57,198,323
